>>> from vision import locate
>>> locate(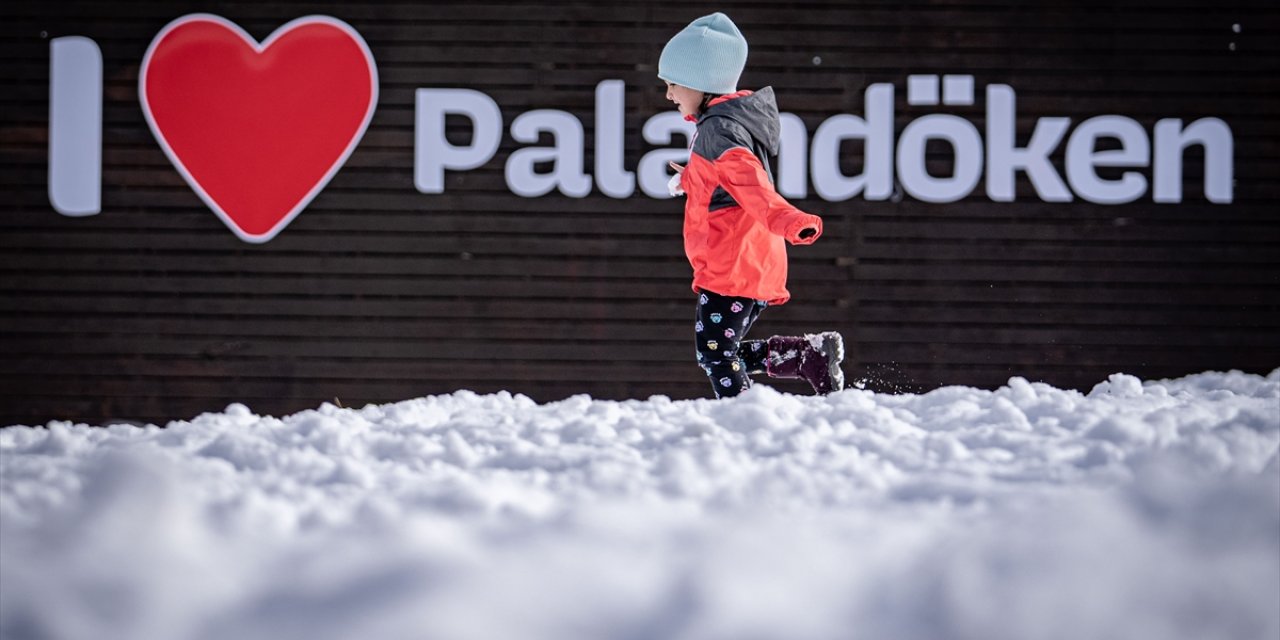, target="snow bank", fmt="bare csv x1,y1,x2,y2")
2,370,1278,640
